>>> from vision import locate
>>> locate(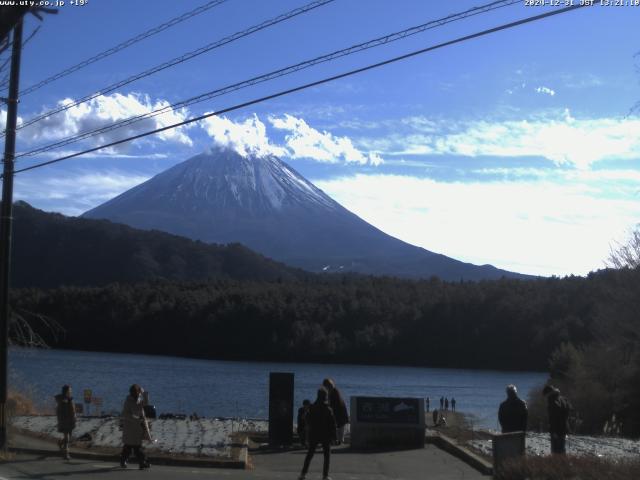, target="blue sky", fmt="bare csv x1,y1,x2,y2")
2,0,640,276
